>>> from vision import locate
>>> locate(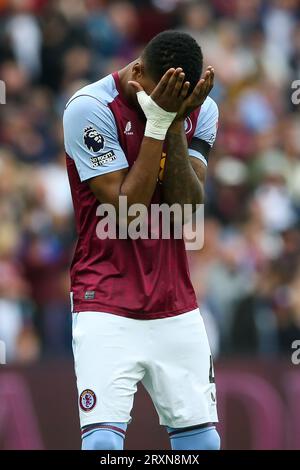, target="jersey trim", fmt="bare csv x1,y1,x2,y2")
71,301,199,320
112,71,136,109
188,149,208,166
